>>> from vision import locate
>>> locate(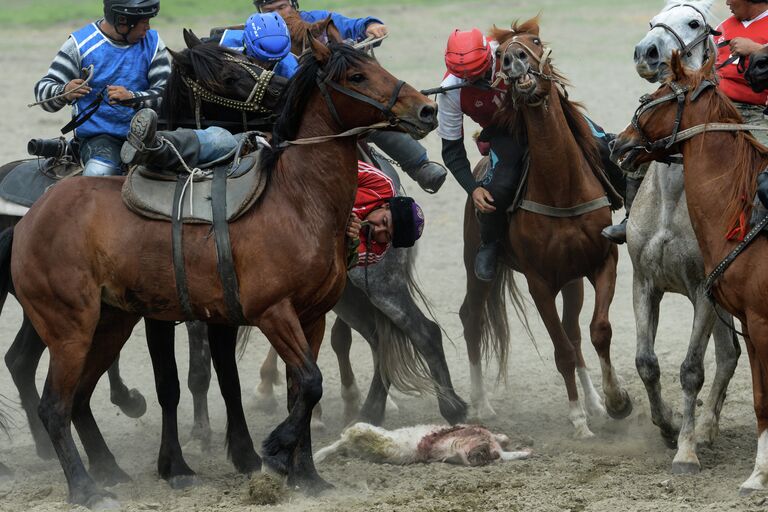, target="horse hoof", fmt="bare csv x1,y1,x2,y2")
93,466,132,488
168,474,200,490
288,474,334,495
86,496,121,511
35,440,57,461
739,485,764,497
262,453,290,476
660,430,679,450
255,395,279,414
606,392,633,420
183,436,211,456
670,462,700,475
113,389,147,419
